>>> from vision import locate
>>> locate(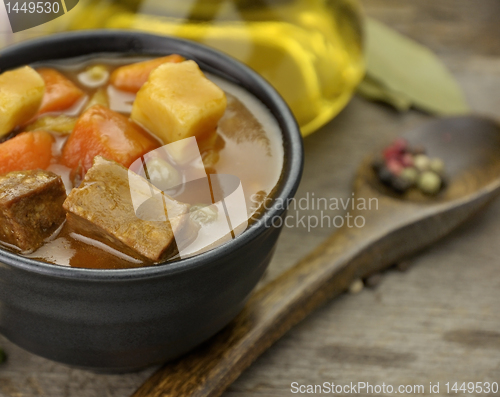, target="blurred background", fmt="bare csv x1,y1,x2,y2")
1,0,365,136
